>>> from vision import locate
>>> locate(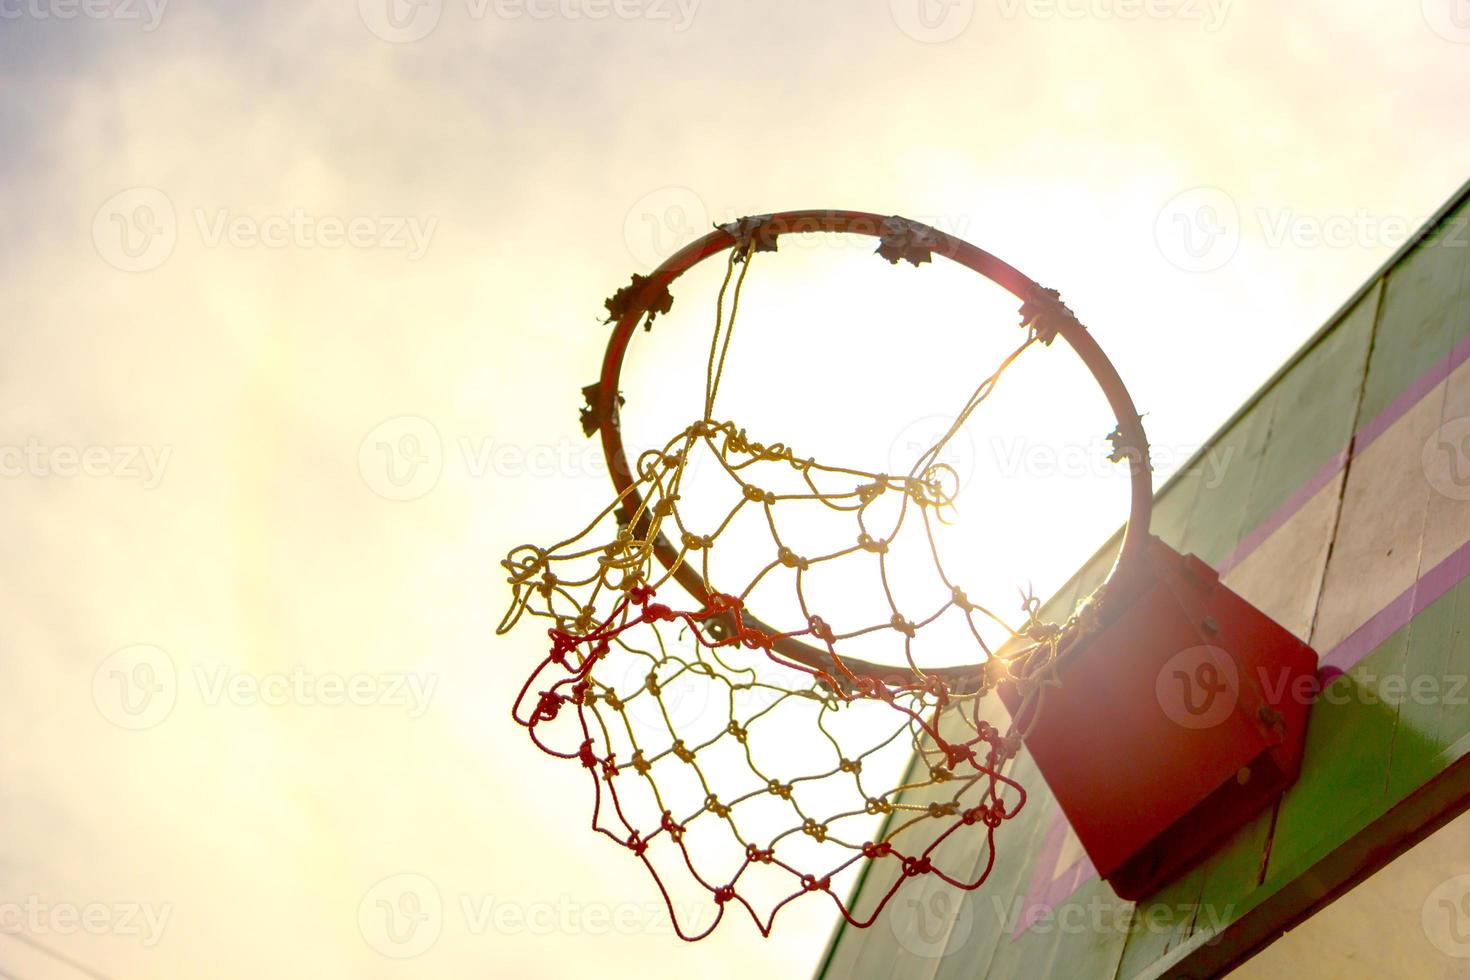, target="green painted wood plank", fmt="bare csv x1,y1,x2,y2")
1357,202,1470,427
1388,569,1470,802
1240,286,1377,534
1265,634,1410,881
1178,392,1278,566
1114,863,1210,979
934,748,1055,980
1031,874,1131,980
1169,796,1278,942
1150,464,1201,553
1433,576,1470,759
